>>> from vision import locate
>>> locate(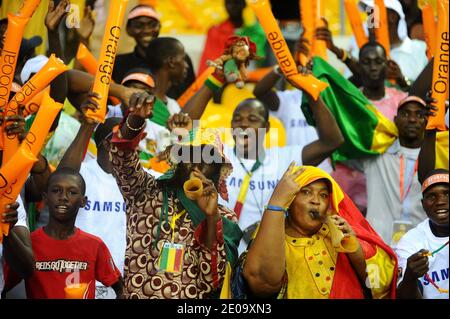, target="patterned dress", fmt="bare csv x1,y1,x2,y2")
108,142,238,299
